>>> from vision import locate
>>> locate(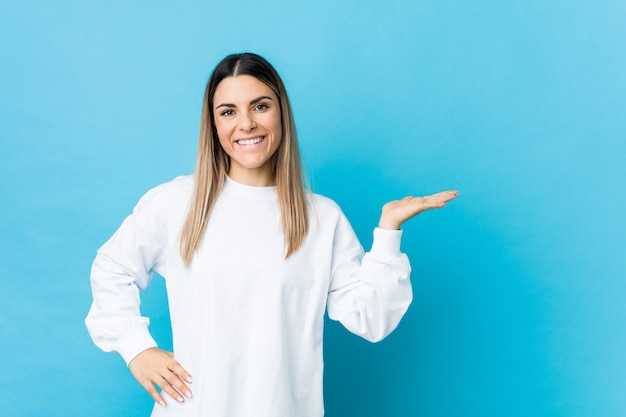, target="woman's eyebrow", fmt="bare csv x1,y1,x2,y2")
250,95,274,105
215,95,274,110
